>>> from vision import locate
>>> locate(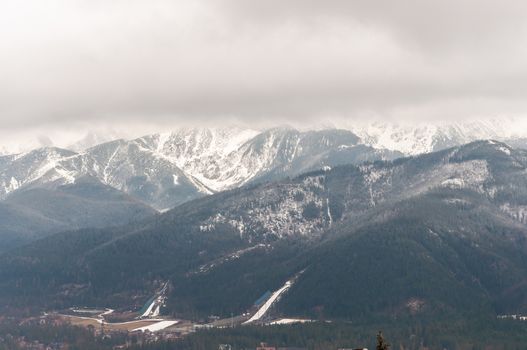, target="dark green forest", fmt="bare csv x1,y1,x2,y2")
118,321,527,350
3,320,527,350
